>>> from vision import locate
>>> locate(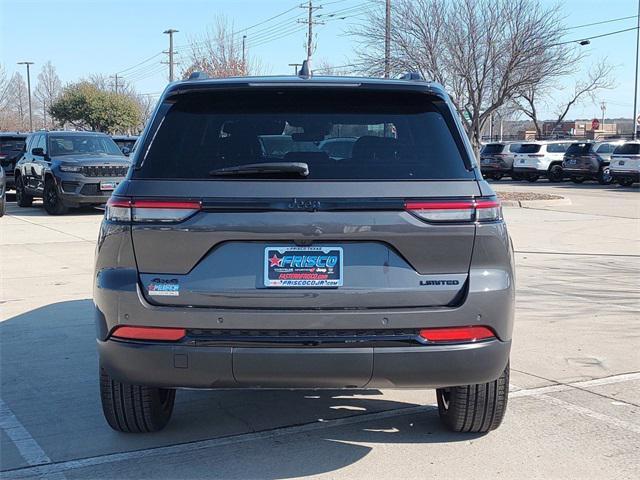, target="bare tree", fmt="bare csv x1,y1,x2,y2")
181,15,262,79
5,72,30,131
0,65,12,129
33,61,62,129
351,0,580,154
516,60,614,137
